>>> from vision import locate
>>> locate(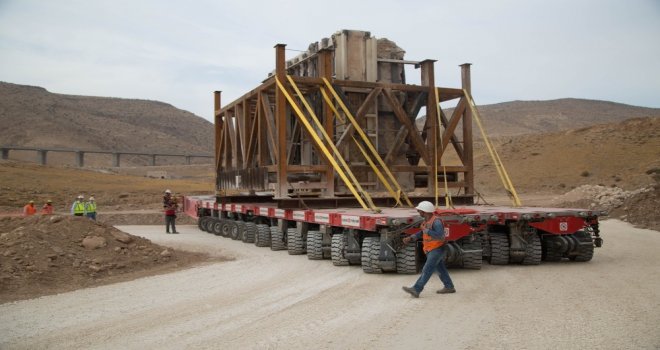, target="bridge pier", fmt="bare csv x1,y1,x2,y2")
1,148,8,160
186,156,192,165
150,154,156,166
37,149,48,165
76,151,85,167
113,153,120,167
